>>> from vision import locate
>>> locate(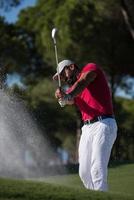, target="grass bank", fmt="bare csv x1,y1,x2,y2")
0,163,133,200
